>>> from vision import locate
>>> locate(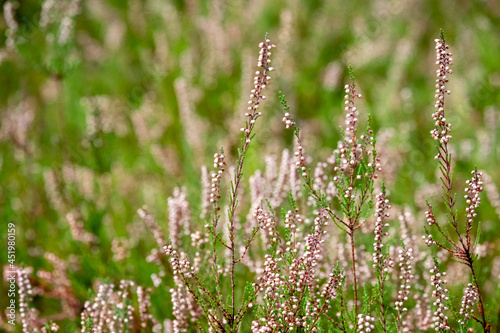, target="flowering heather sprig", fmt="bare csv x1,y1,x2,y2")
372,190,390,272
253,206,278,245
422,233,437,247
464,169,483,240
18,267,37,333
282,111,295,129
80,283,111,332
321,268,344,299
240,39,275,139
163,246,194,277
117,280,135,329
211,152,226,209
395,248,414,329
170,280,189,332
343,82,362,142
300,212,329,282
250,254,284,331
169,274,202,333
425,33,489,331
424,206,437,226
219,37,275,331
426,34,458,254
372,188,391,332
253,254,283,302
294,144,307,178
458,283,479,325
430,264,450,332
357,314,375,333
430,36,453,145
284,209,302,256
